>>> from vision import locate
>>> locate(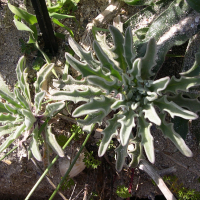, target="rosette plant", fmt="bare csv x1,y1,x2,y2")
51,25,200,171
0,57,65,161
